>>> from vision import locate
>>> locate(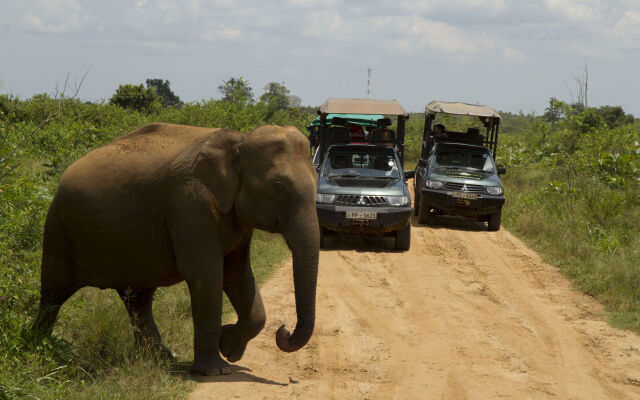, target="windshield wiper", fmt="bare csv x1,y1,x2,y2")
326,174,360,178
